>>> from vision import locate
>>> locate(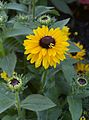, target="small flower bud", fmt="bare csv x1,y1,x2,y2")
8,76,22,91
37,15,52,25
16,14,29,23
